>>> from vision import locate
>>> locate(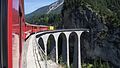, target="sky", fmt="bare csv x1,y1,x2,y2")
24,0,57,14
